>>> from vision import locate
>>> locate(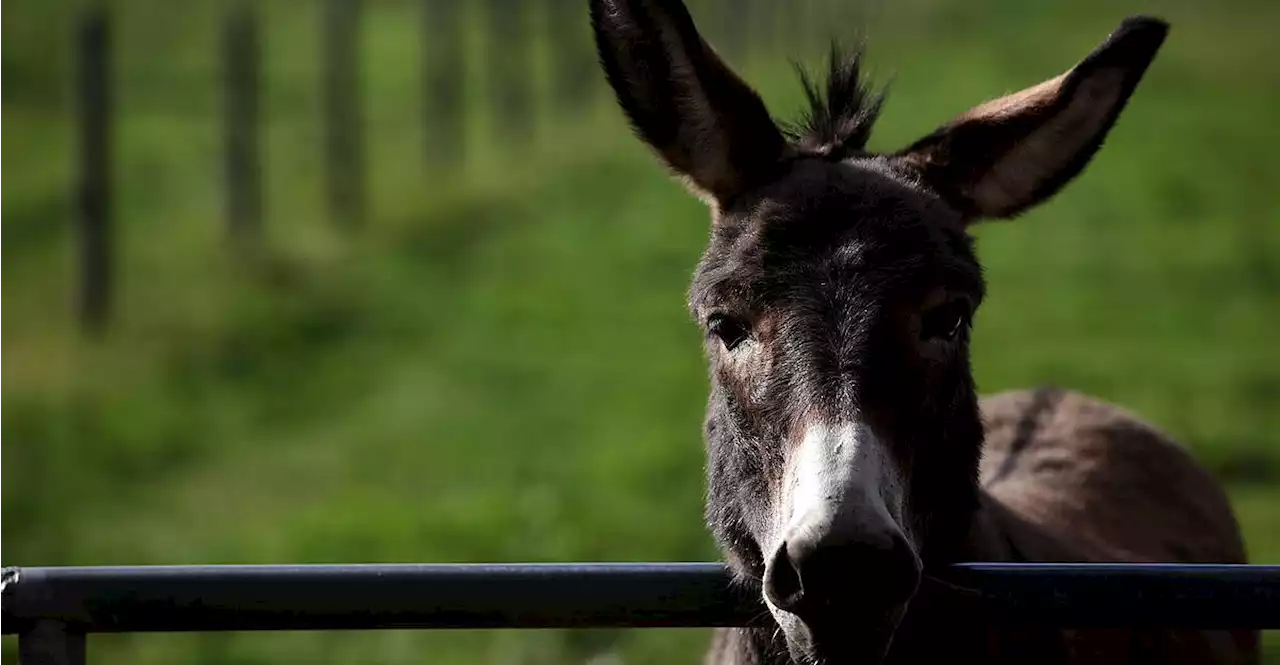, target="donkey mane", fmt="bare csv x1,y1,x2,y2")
783,42,886,159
